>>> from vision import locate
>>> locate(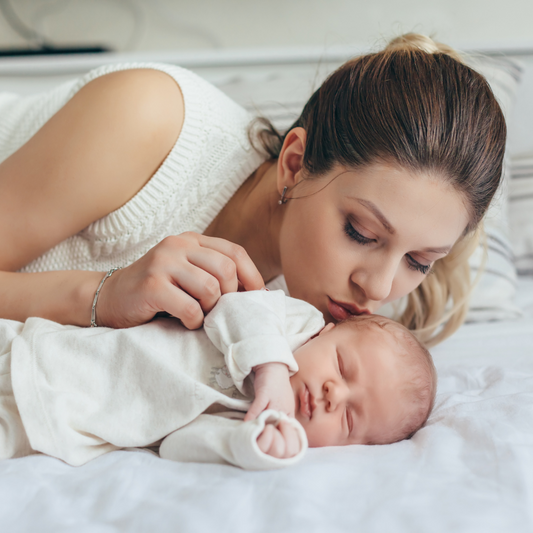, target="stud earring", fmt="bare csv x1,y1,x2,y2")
278,186,288,205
